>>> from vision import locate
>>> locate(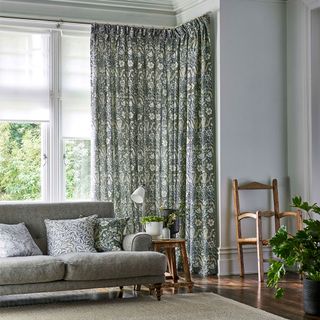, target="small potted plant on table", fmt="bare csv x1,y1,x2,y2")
140,216,164,239
267,196,320,315
160,208,183,238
